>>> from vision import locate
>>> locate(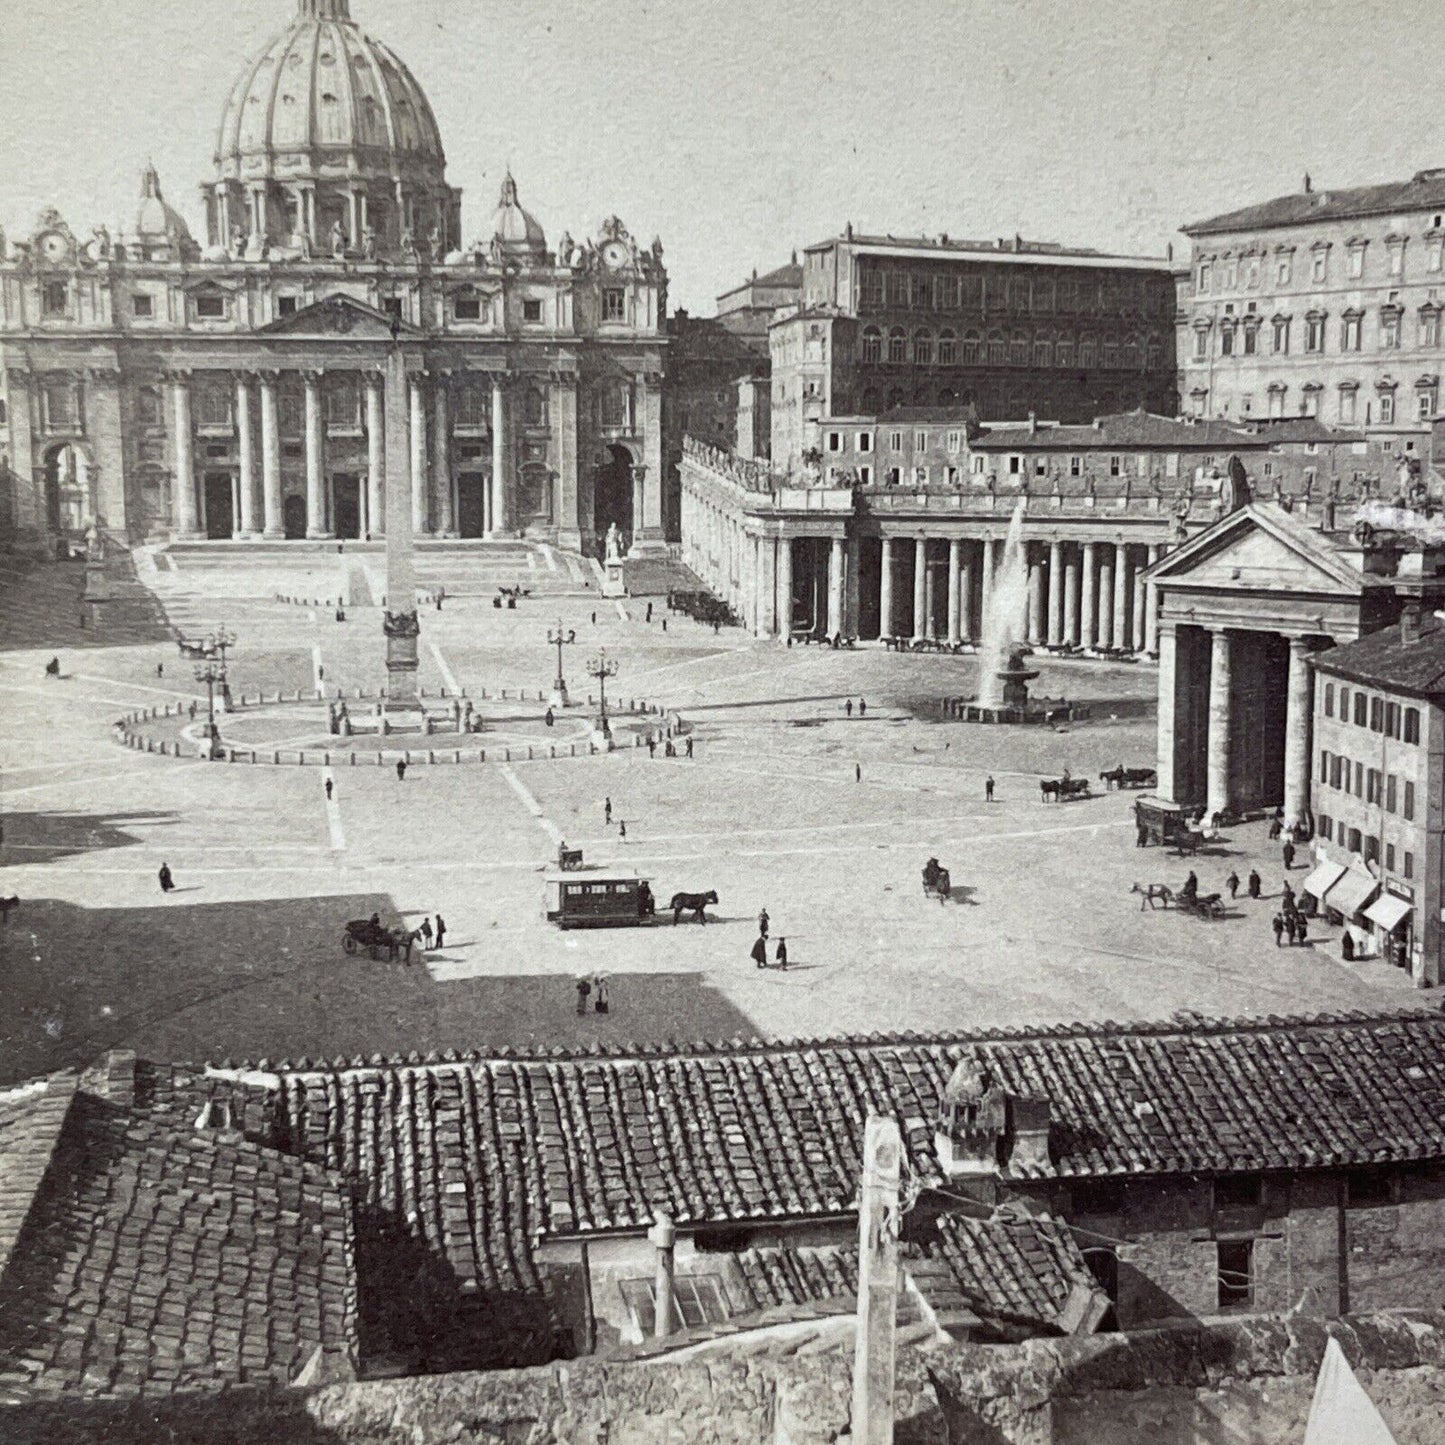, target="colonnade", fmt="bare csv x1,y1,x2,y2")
167,367,514,540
